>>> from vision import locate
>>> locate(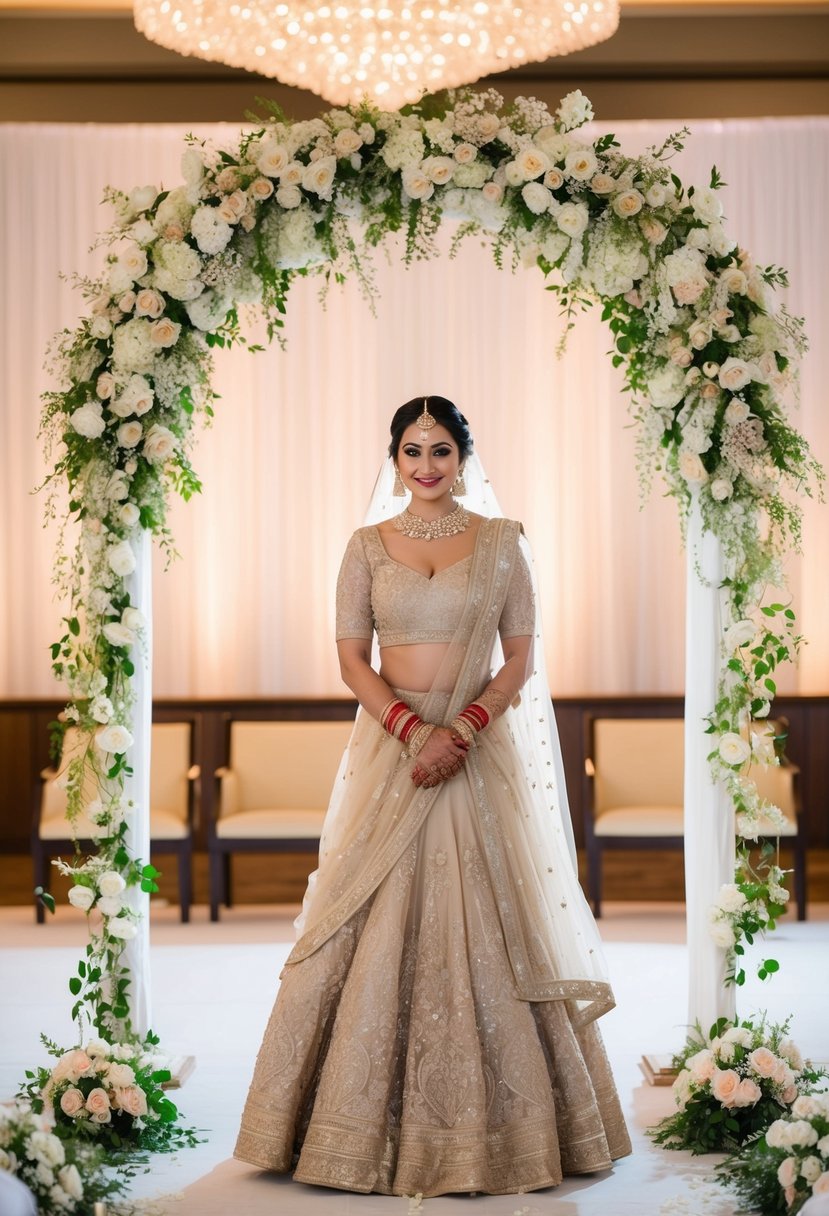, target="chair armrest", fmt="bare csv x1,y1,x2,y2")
215,766,231,778
584,757,595,778
187,764,201,781
215,768,239,819
40,766,58,781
